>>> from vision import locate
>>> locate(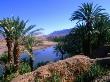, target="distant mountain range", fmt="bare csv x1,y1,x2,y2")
47,28,72,38
0,28,72,40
